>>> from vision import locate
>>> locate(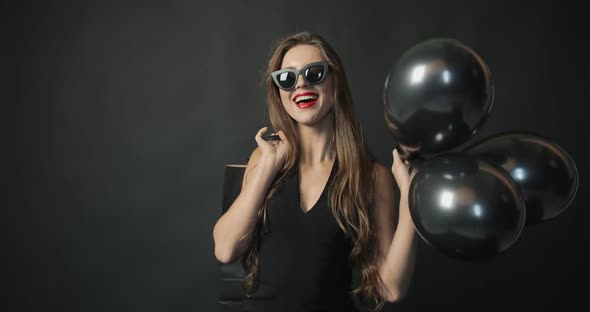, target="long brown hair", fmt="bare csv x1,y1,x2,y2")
241,31,387,311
